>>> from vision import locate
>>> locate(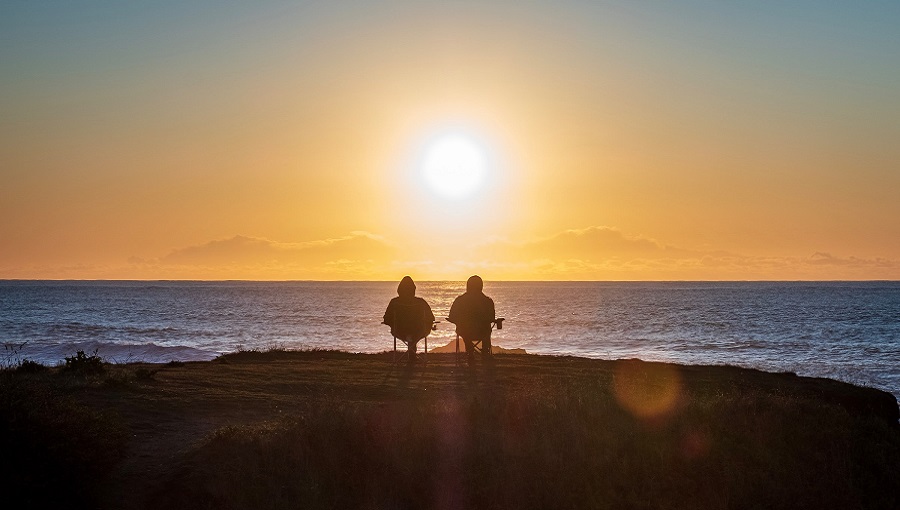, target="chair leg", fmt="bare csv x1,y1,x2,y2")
407,337,416,365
